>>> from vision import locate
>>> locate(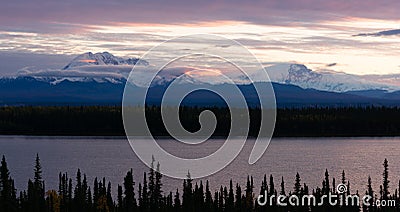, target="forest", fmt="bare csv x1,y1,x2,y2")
1,106,400,137
0,154,398,211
